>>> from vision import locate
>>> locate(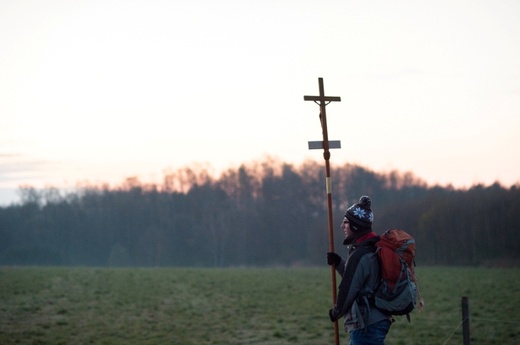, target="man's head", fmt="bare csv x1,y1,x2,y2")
342,195,373,243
